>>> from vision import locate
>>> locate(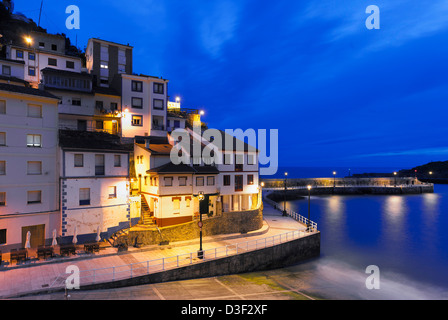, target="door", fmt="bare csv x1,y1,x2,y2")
199,194,209,215
22,224,45,248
